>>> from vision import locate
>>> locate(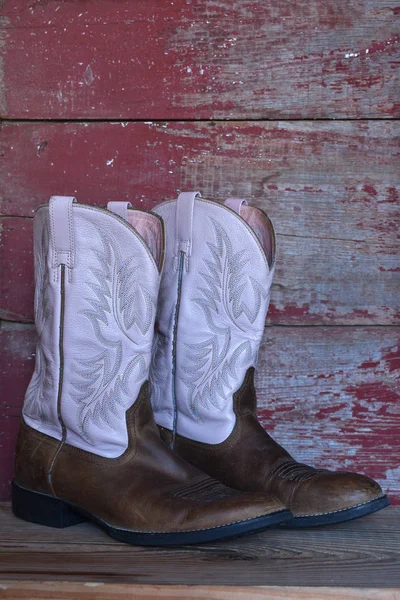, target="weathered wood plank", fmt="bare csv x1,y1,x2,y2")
0,1,399,119
0,582,399,600
0,504,399,587
1,326,398,503
0,121,398,325
0,218,33,322
0,417,19,504
256,326,400,503
0,327,35,501
0,326,35,417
